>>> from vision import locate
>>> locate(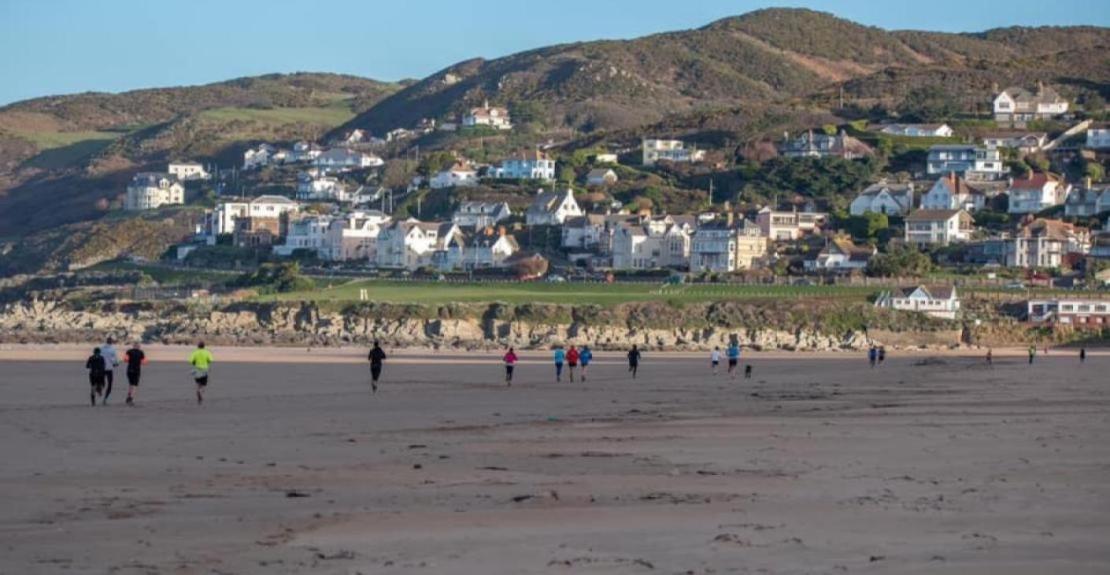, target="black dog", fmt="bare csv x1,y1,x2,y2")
744,365,752,379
